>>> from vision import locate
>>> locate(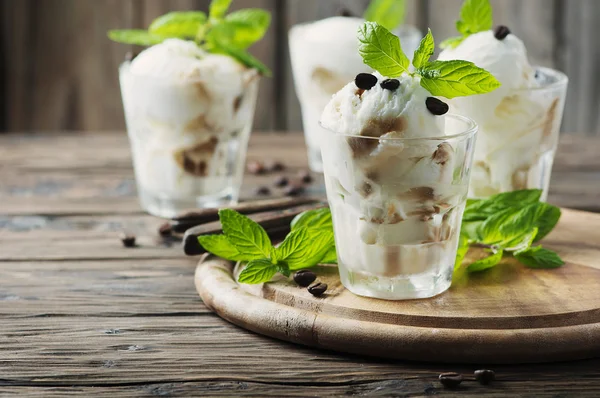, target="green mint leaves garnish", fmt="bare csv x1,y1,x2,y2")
440,0,493,49
364,0,406,31
198,208,337,285
108,0,271,75
358,22,500,99
458,189,565,273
